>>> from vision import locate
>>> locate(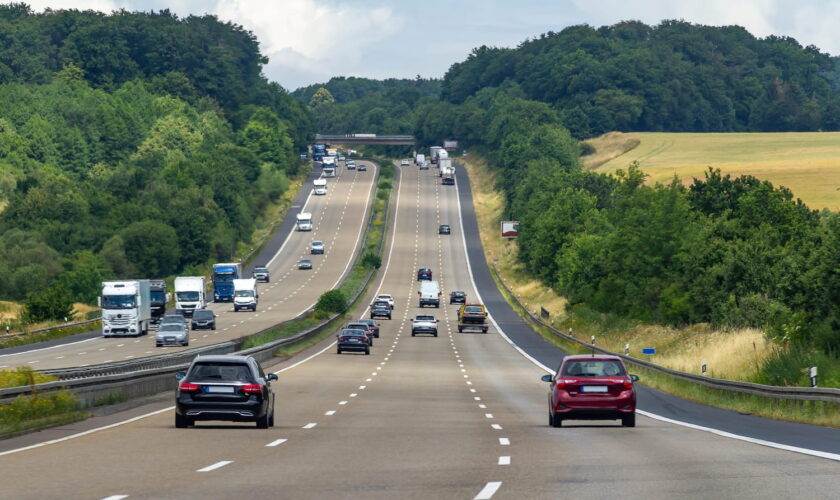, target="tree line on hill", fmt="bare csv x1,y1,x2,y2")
0,5,313,320
302,20,840,369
